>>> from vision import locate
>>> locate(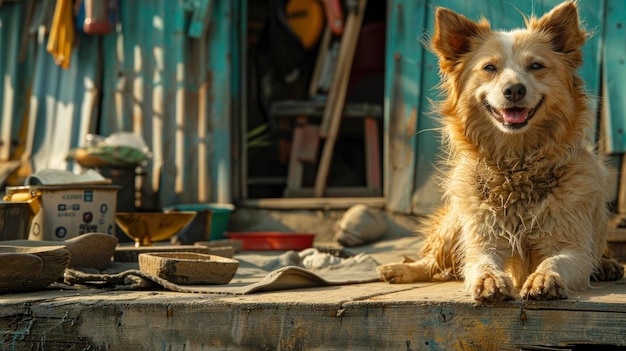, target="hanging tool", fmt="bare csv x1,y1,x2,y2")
320,0,344,35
